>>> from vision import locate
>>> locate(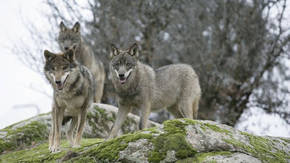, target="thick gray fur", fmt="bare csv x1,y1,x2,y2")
108,43,201,138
